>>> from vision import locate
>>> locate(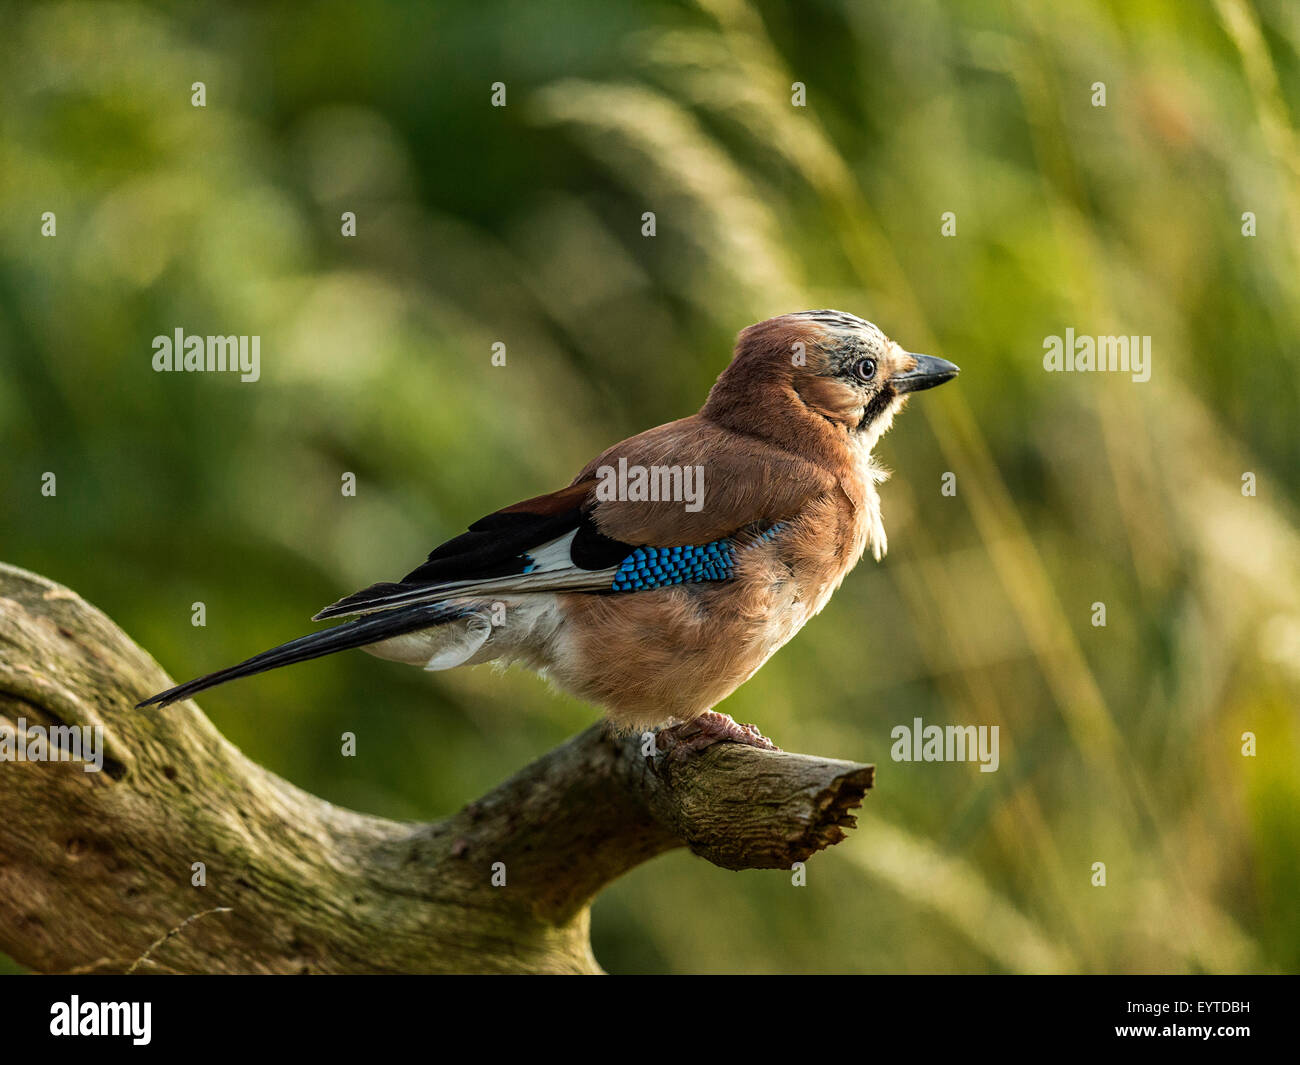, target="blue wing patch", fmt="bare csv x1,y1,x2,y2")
610,523,787,591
